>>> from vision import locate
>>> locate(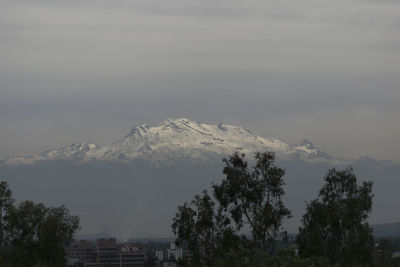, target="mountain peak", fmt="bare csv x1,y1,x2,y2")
163,117,192,123
70,142,99,151
161,117,200,127
300,139,315,148
128,123,149,136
